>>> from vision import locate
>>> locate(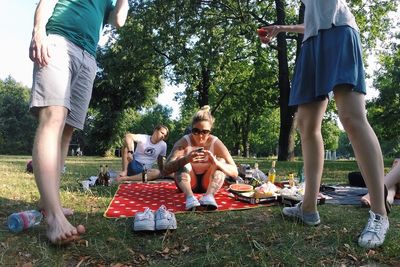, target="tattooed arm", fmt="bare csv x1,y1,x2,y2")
163,139,188,175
